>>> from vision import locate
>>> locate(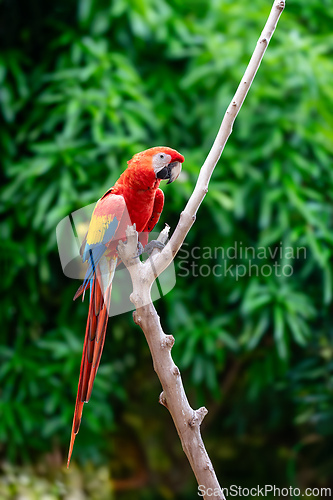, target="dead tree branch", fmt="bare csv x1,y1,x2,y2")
117,2,285,499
